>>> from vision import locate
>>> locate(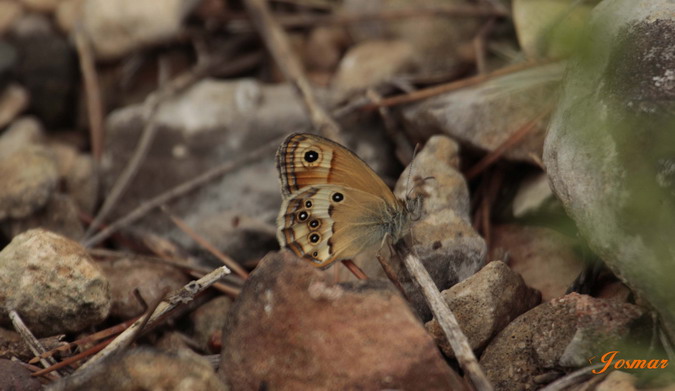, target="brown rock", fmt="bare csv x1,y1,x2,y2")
0,229,110,336
491,224,585,301
220,250,464,391
99,256,189,318
426,261,540,357
0,359,41,391
189,295,232,353
480,293,644,391
49,347,227,391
